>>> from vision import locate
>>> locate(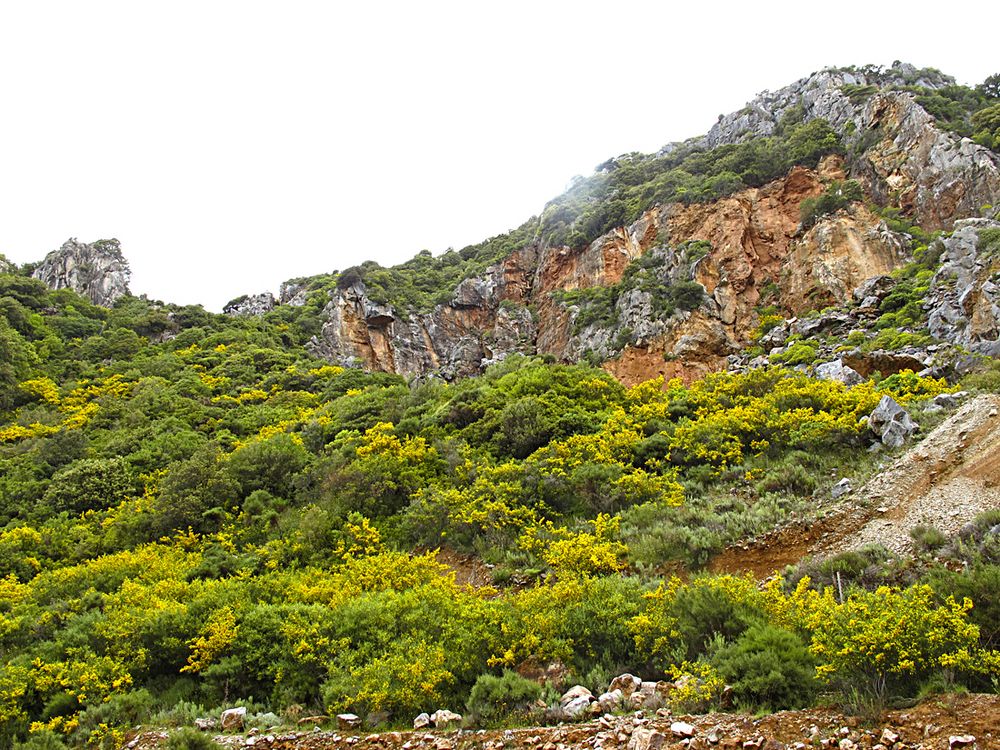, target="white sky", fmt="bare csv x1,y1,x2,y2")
0,1,995,311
